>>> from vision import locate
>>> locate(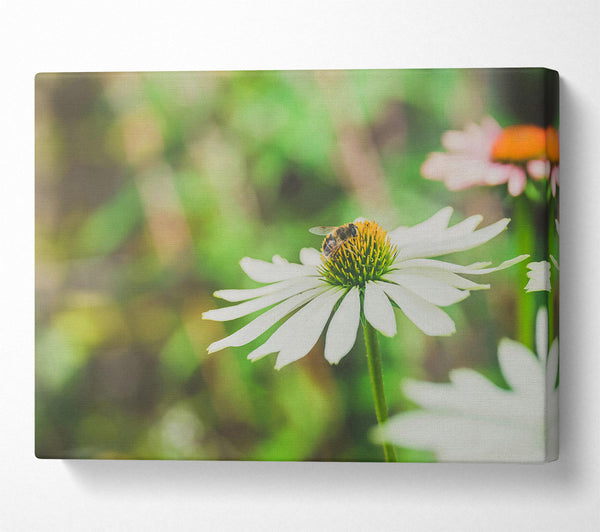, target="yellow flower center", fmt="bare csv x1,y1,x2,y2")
319,221,398,288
